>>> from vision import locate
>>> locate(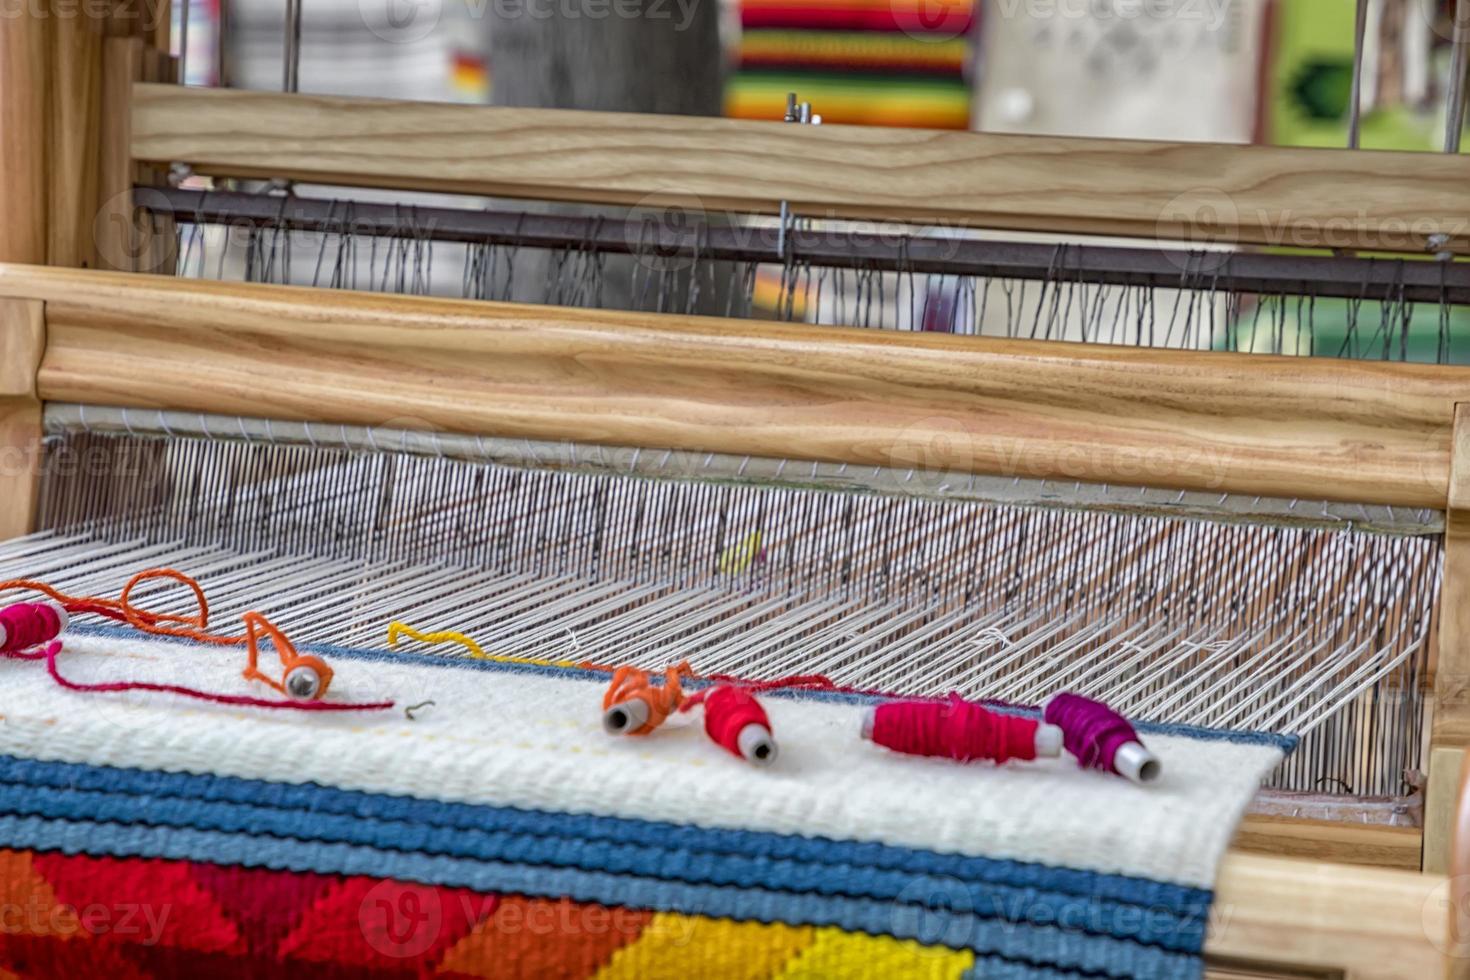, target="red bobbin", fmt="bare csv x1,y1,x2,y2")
691,685,778,766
